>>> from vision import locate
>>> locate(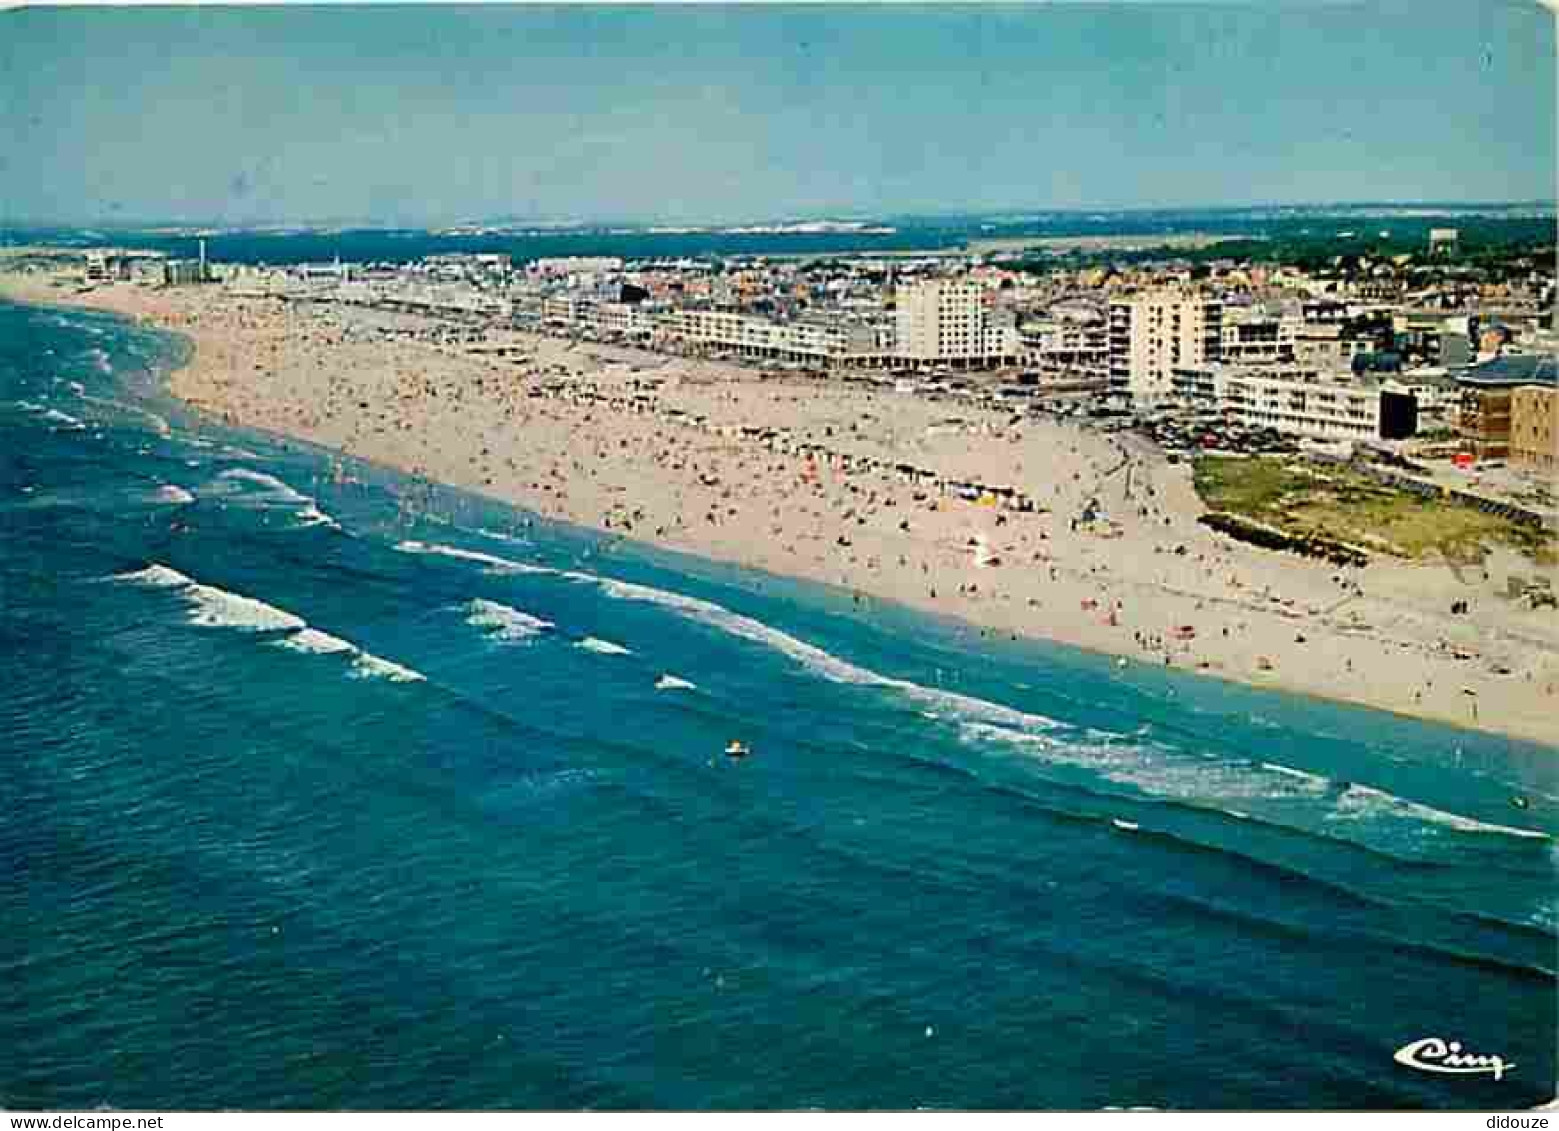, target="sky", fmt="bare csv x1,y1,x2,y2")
1,2,1554,225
